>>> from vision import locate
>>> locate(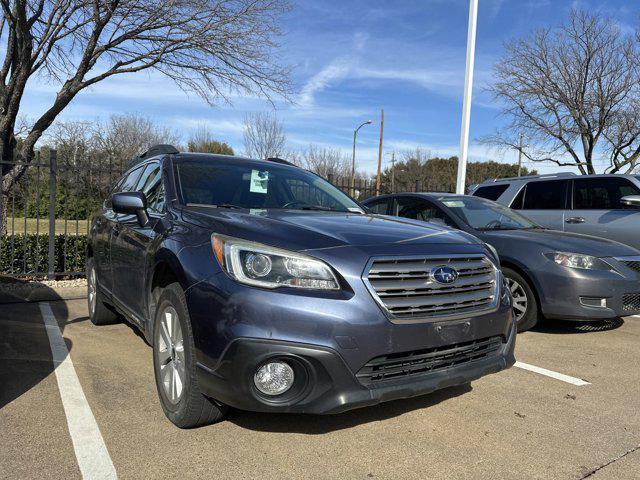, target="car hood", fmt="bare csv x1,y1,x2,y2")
479,228,639,257
181,207,481,251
